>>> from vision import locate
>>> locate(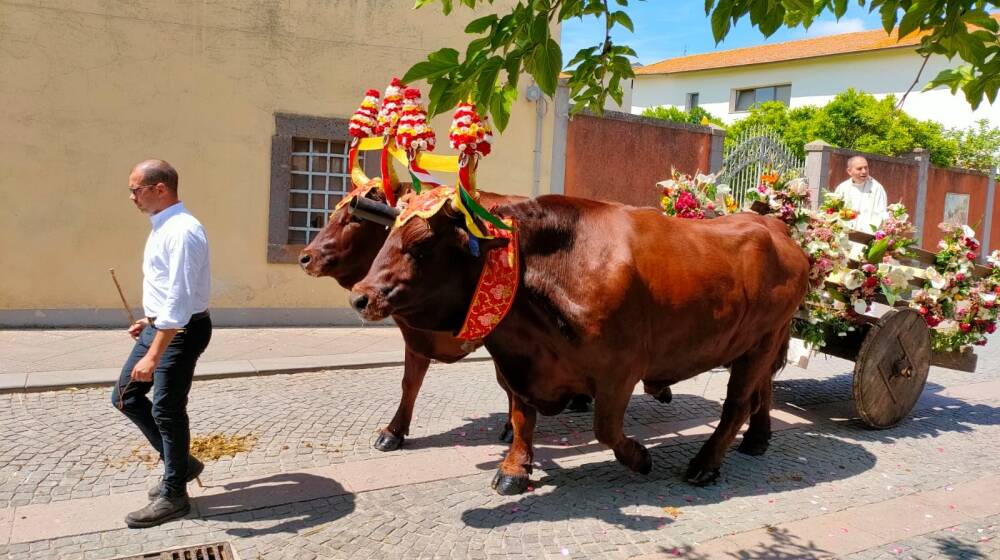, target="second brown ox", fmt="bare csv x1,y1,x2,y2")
350,194,810,494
